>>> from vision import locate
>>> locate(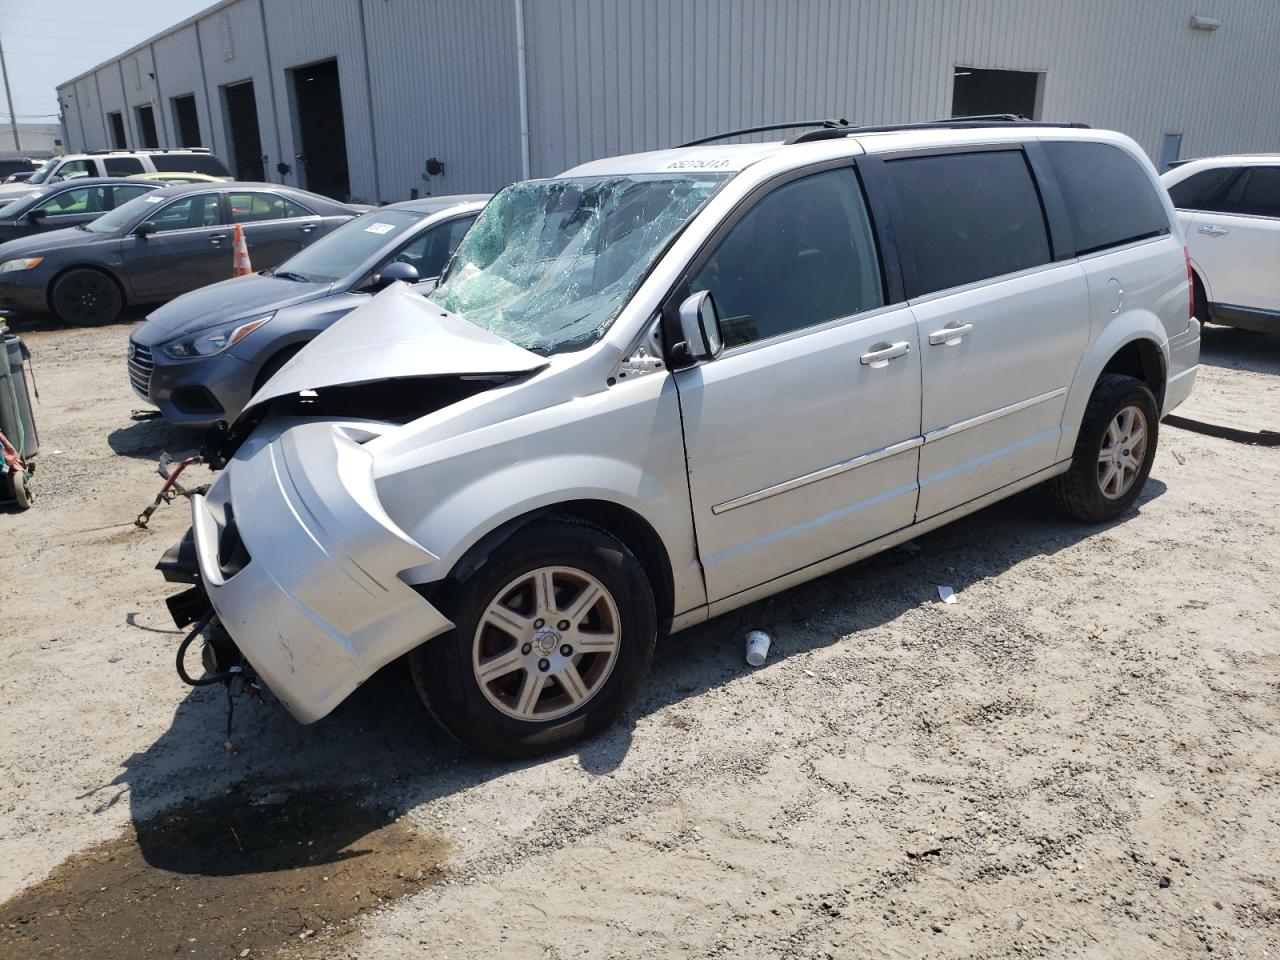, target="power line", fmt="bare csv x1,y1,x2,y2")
1,31,143,45
0,14,160,29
